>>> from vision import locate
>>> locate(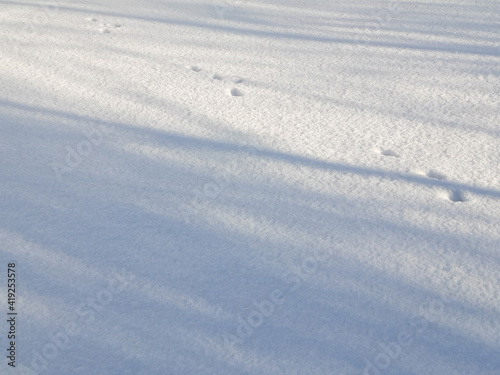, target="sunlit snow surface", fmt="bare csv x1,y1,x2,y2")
0,0,499,374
